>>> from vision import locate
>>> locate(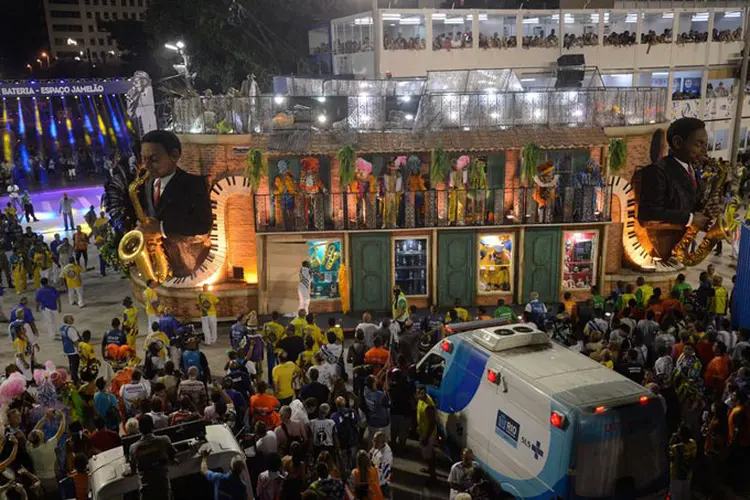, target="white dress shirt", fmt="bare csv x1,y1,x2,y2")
672,156,695,227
